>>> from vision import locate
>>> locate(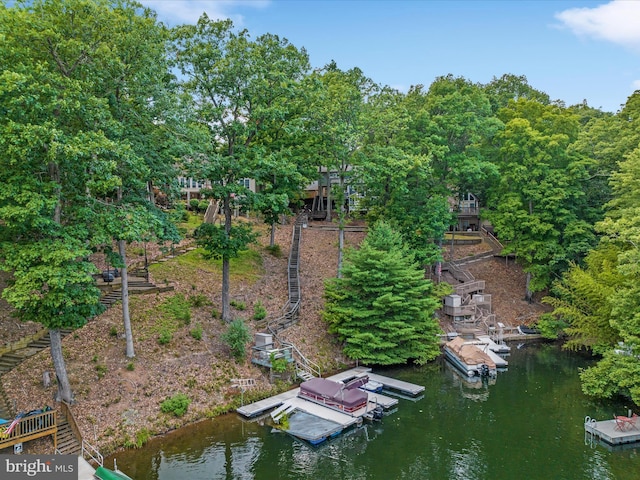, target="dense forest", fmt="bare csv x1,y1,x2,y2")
1,0,639,406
